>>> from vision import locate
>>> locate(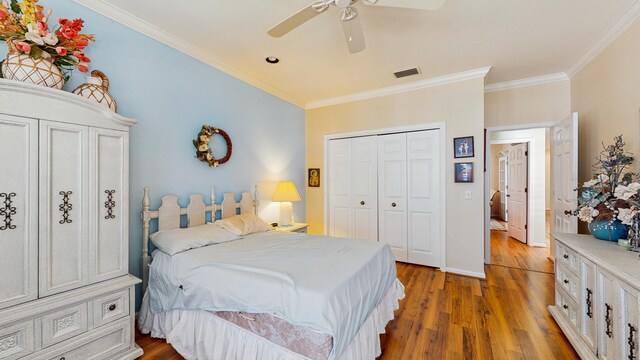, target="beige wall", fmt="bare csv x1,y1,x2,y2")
306,78,486,276
571,18,640,205
489,144,509,192
485,81,571,127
